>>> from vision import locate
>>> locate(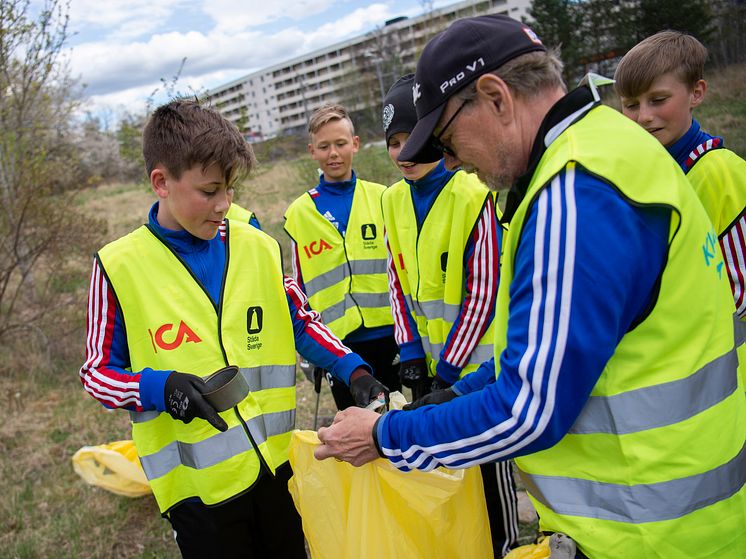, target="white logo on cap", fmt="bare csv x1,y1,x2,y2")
382,104,395,131
412,82,421,105
522,27,542,45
